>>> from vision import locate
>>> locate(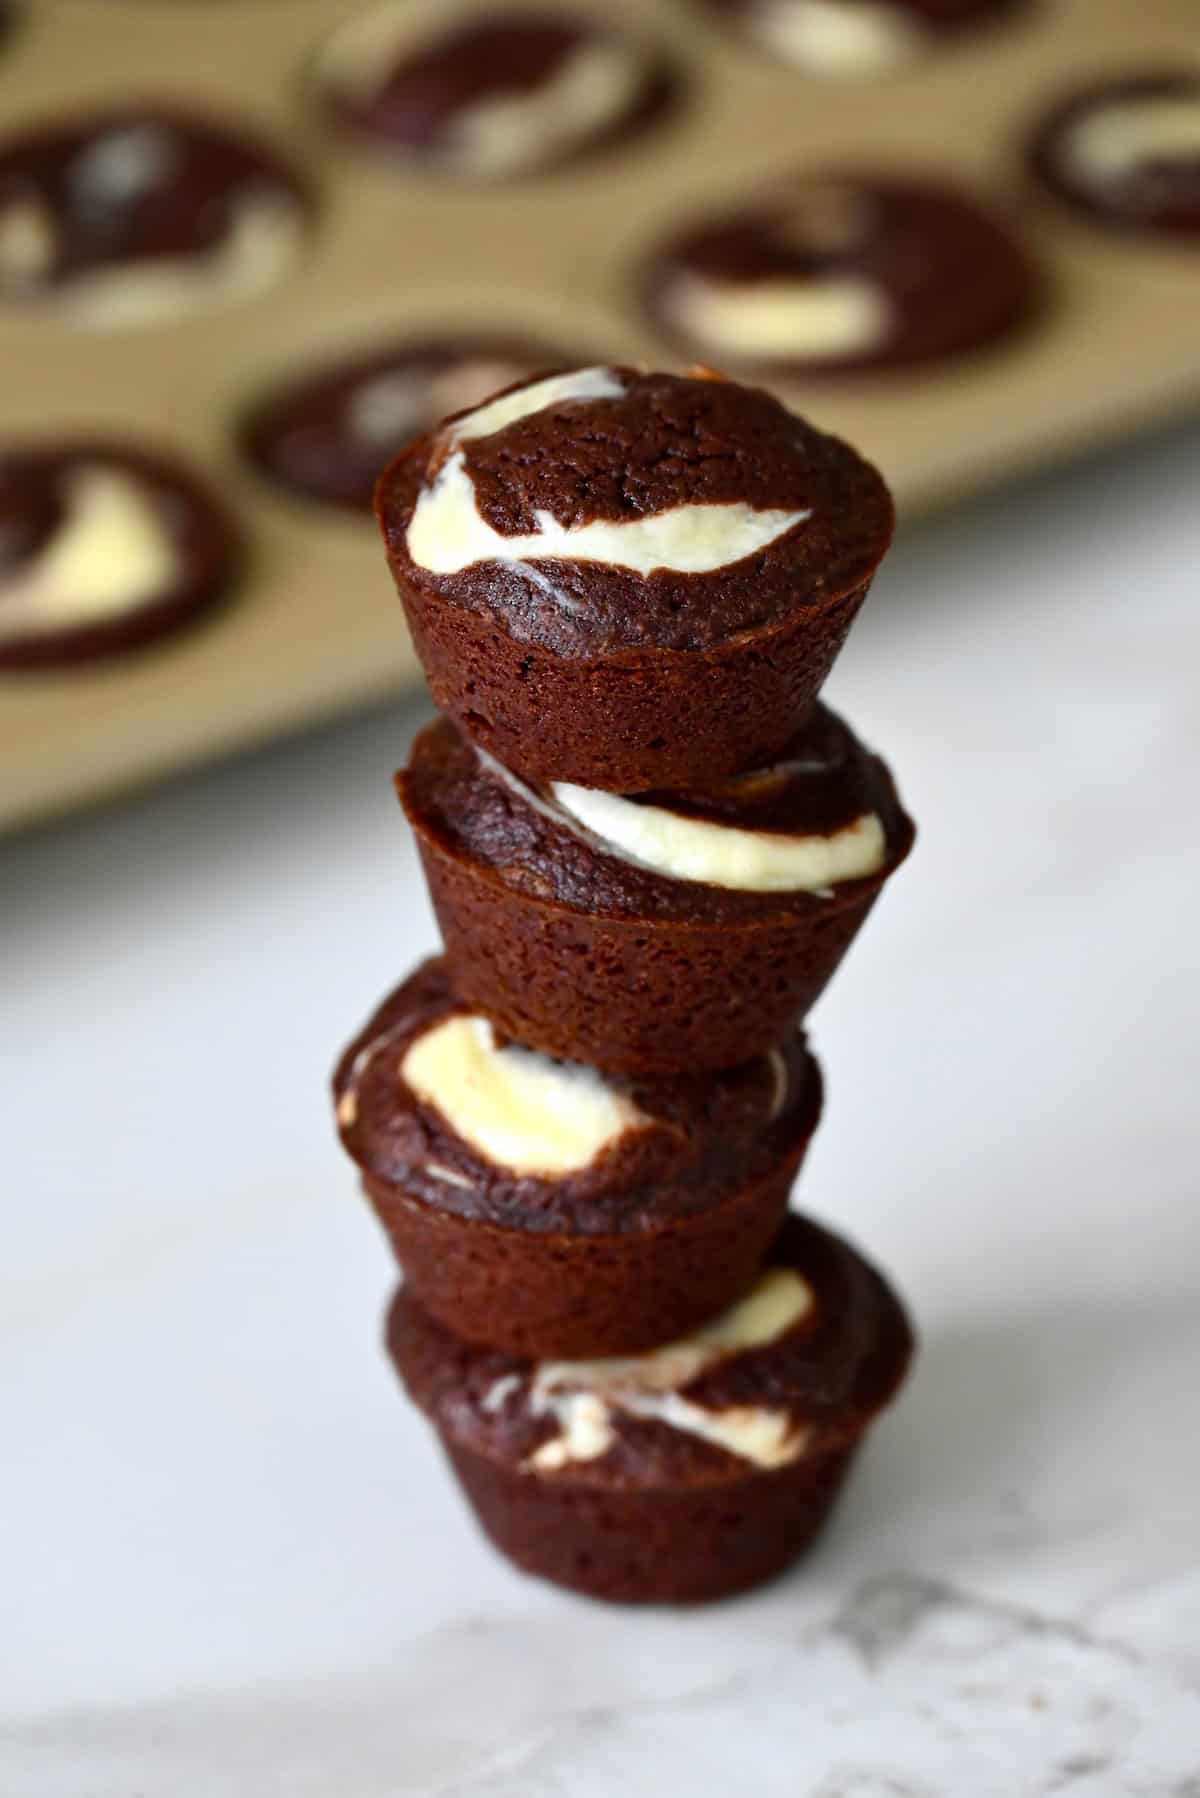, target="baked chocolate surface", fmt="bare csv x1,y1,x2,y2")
401,703,913,925
0,440,240,669
642,174,1038,374
389,1212,914,1488
377,365,893,654
319,11,676,175
0,106,309,318
242,340,576,513
1028,73,1200,241
333,957,821,1234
